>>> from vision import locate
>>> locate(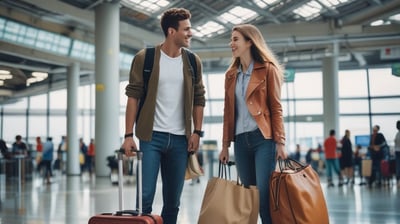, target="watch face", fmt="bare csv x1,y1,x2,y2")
194,130,204,137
